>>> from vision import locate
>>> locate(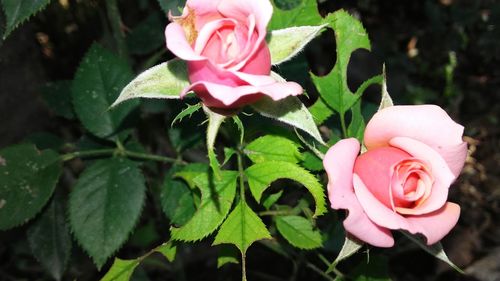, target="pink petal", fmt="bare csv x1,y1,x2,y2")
324,139,394,247
165,23,206,61
180,79,302,108
364,105,465,172
436,141,468,178
390,137,455,214
186,0,220,15
405,202,460,245
194,18,237,54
